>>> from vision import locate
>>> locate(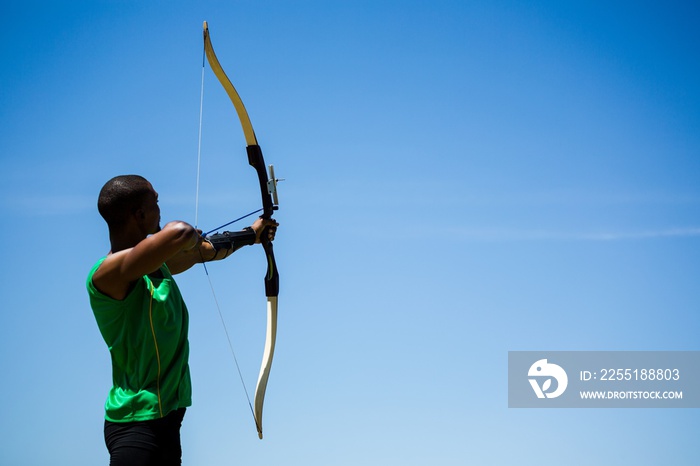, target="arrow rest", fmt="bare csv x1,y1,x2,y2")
267,164,284,208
